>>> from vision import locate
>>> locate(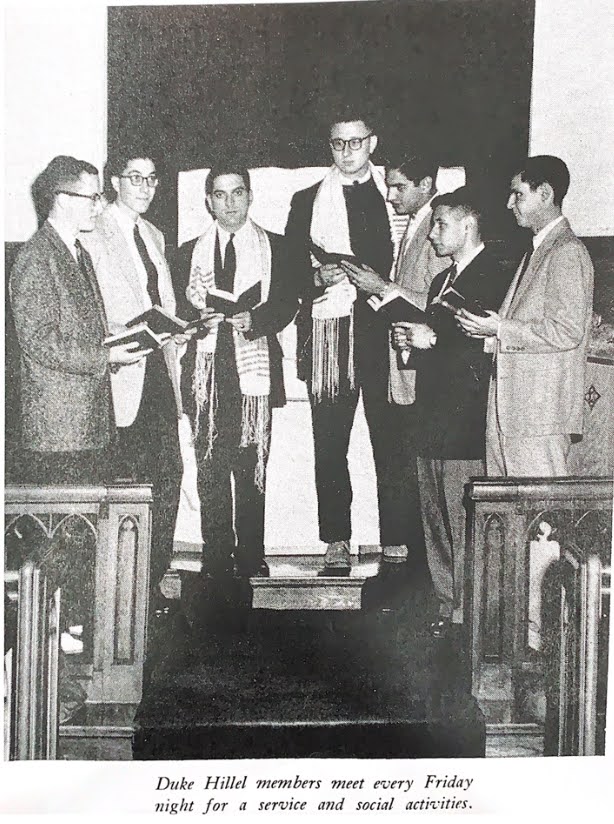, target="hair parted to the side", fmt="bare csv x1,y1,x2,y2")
384,153,438,191
31,155,99,224
205,164,251,196
517,155,570,207
431,185,485,231
103,147,158,201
